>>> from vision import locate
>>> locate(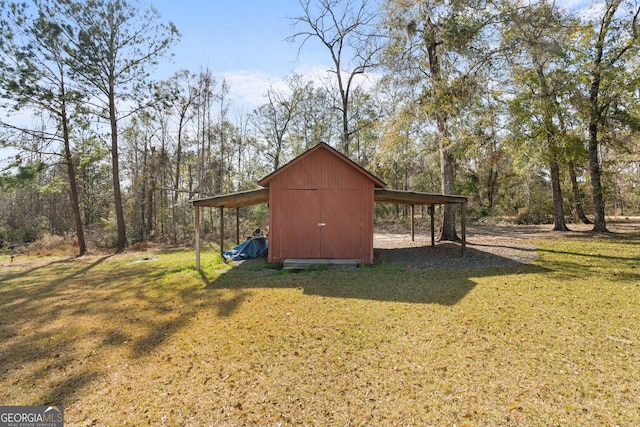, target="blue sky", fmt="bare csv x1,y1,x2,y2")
152,0,594,110
152,0,328,109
